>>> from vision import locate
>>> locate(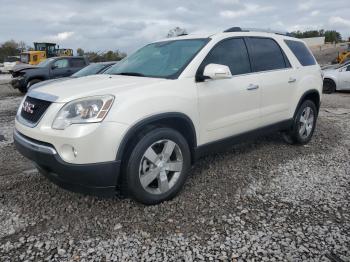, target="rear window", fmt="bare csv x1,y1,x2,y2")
70,58,86,67
284,40,316,66
247,37,289,72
